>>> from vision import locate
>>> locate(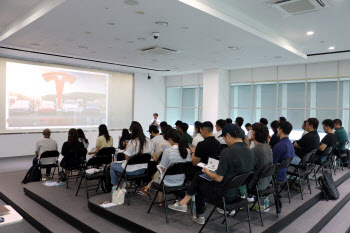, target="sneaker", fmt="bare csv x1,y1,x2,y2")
247,195,255,203
191,214,205,225
216,207,235,216
168,201,187,213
